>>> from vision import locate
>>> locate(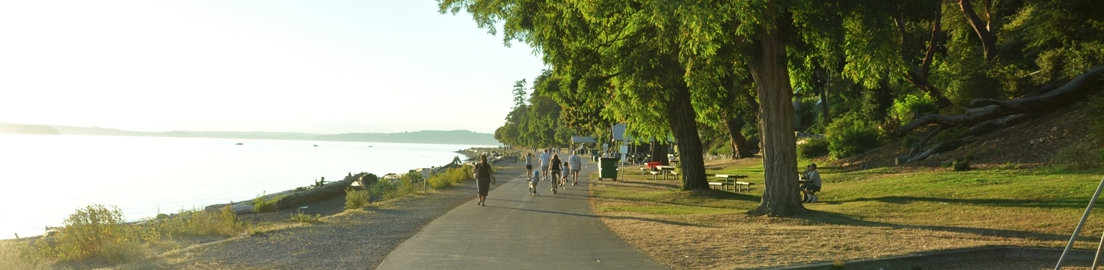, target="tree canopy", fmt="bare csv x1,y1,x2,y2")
451,0,1104,216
